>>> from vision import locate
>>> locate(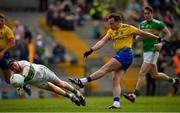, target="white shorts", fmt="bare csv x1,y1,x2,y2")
31,66,60,89
143,52,159,64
